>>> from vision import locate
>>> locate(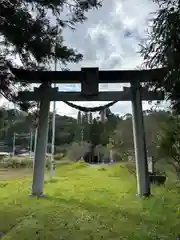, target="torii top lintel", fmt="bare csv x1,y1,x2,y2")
11,67,167,84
